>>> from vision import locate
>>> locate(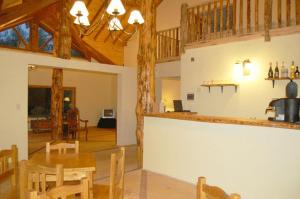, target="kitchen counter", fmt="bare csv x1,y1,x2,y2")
144,112,300,130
